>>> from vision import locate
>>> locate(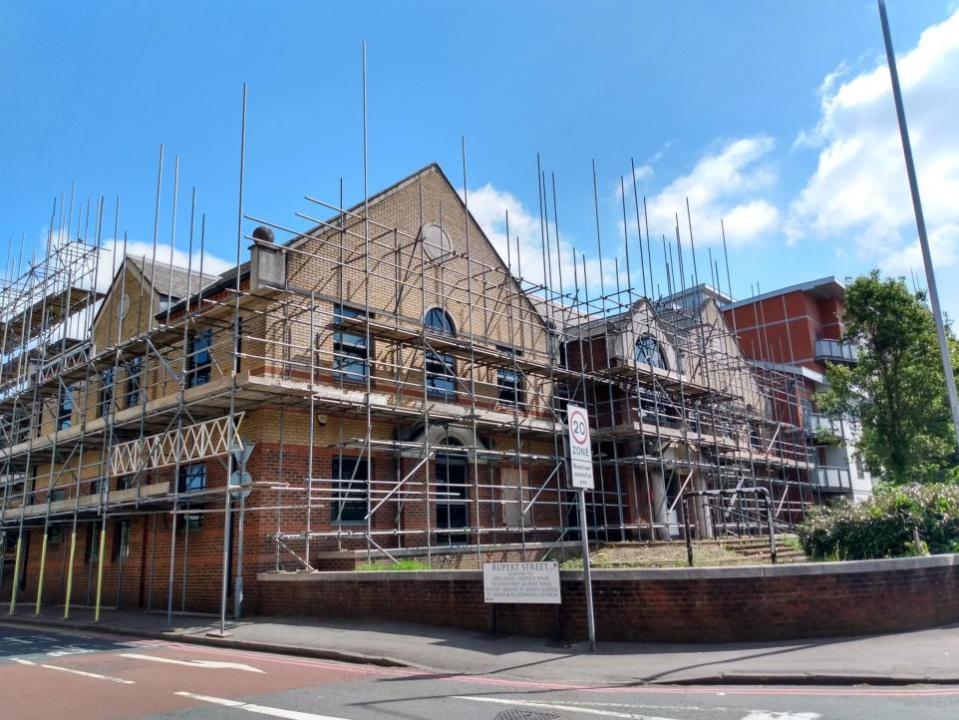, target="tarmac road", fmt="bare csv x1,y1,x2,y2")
1,622,956,720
